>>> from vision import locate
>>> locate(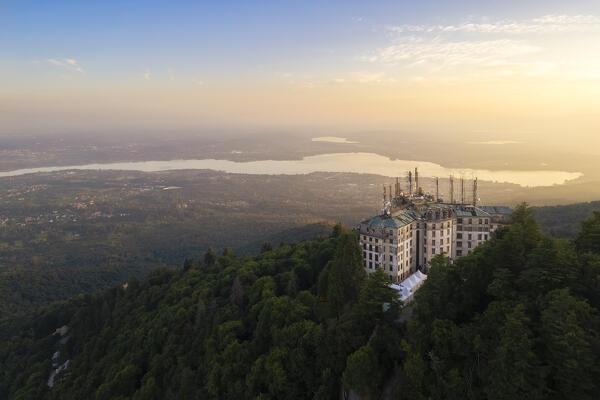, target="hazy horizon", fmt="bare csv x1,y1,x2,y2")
2,1,600,153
